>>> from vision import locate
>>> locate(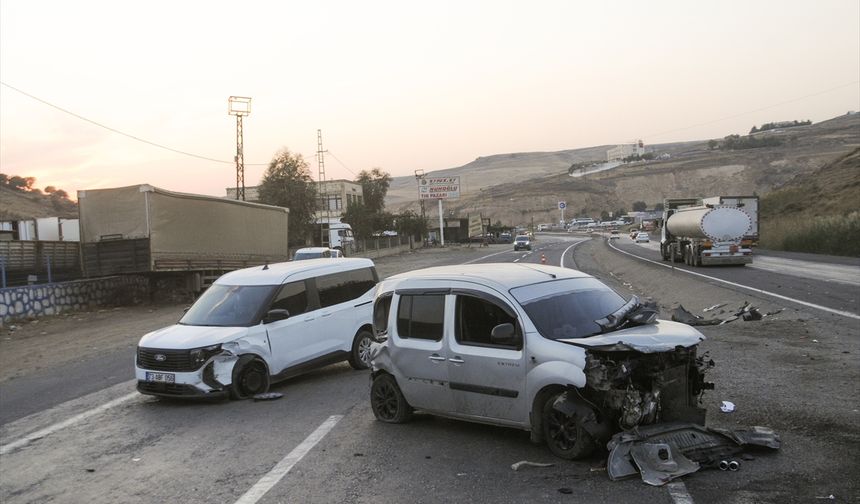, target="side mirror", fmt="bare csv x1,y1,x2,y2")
490,323,519,346
264,308,290,324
